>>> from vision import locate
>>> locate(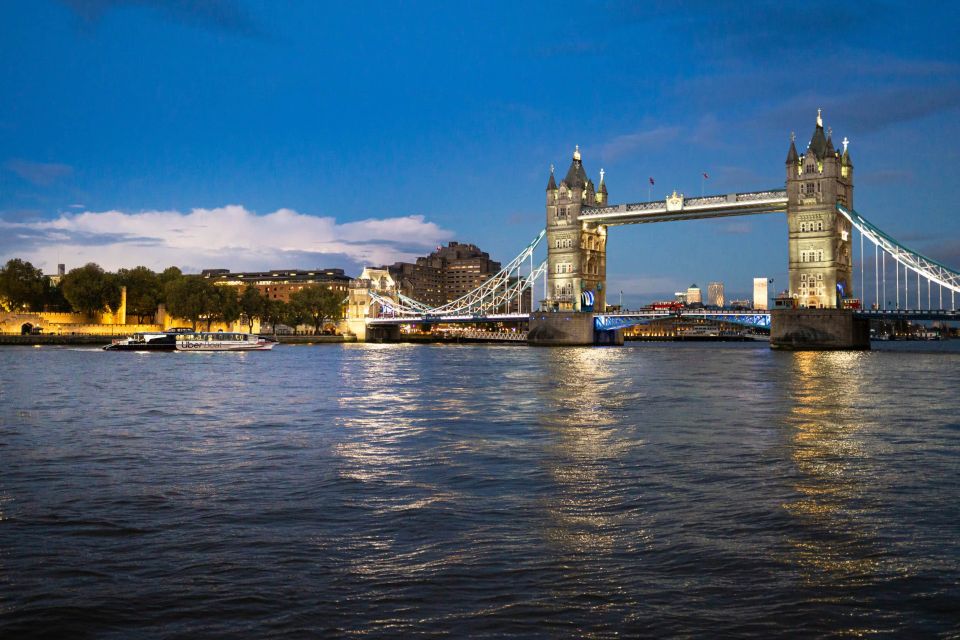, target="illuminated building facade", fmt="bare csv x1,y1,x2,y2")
544,146,608,311
707,281,724,307
202,268,351,302
753,277,769,310
785,110,854,308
